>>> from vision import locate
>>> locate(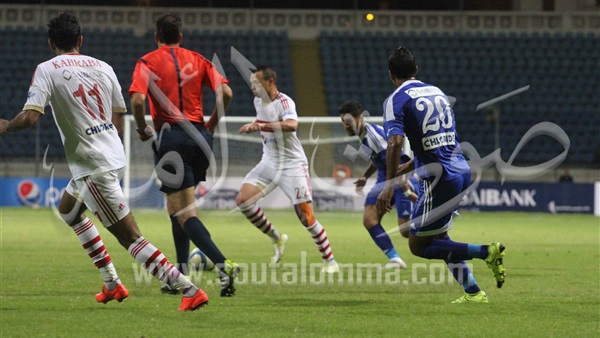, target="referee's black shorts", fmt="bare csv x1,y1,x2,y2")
153,122,213,194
